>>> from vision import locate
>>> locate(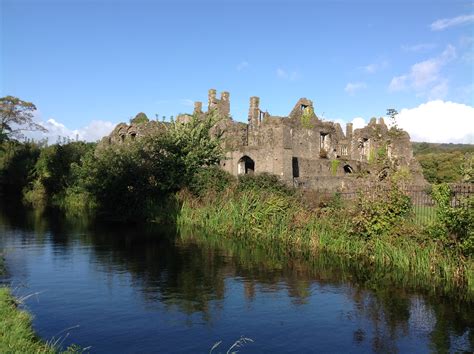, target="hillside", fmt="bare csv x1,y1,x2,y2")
412,142,474,183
